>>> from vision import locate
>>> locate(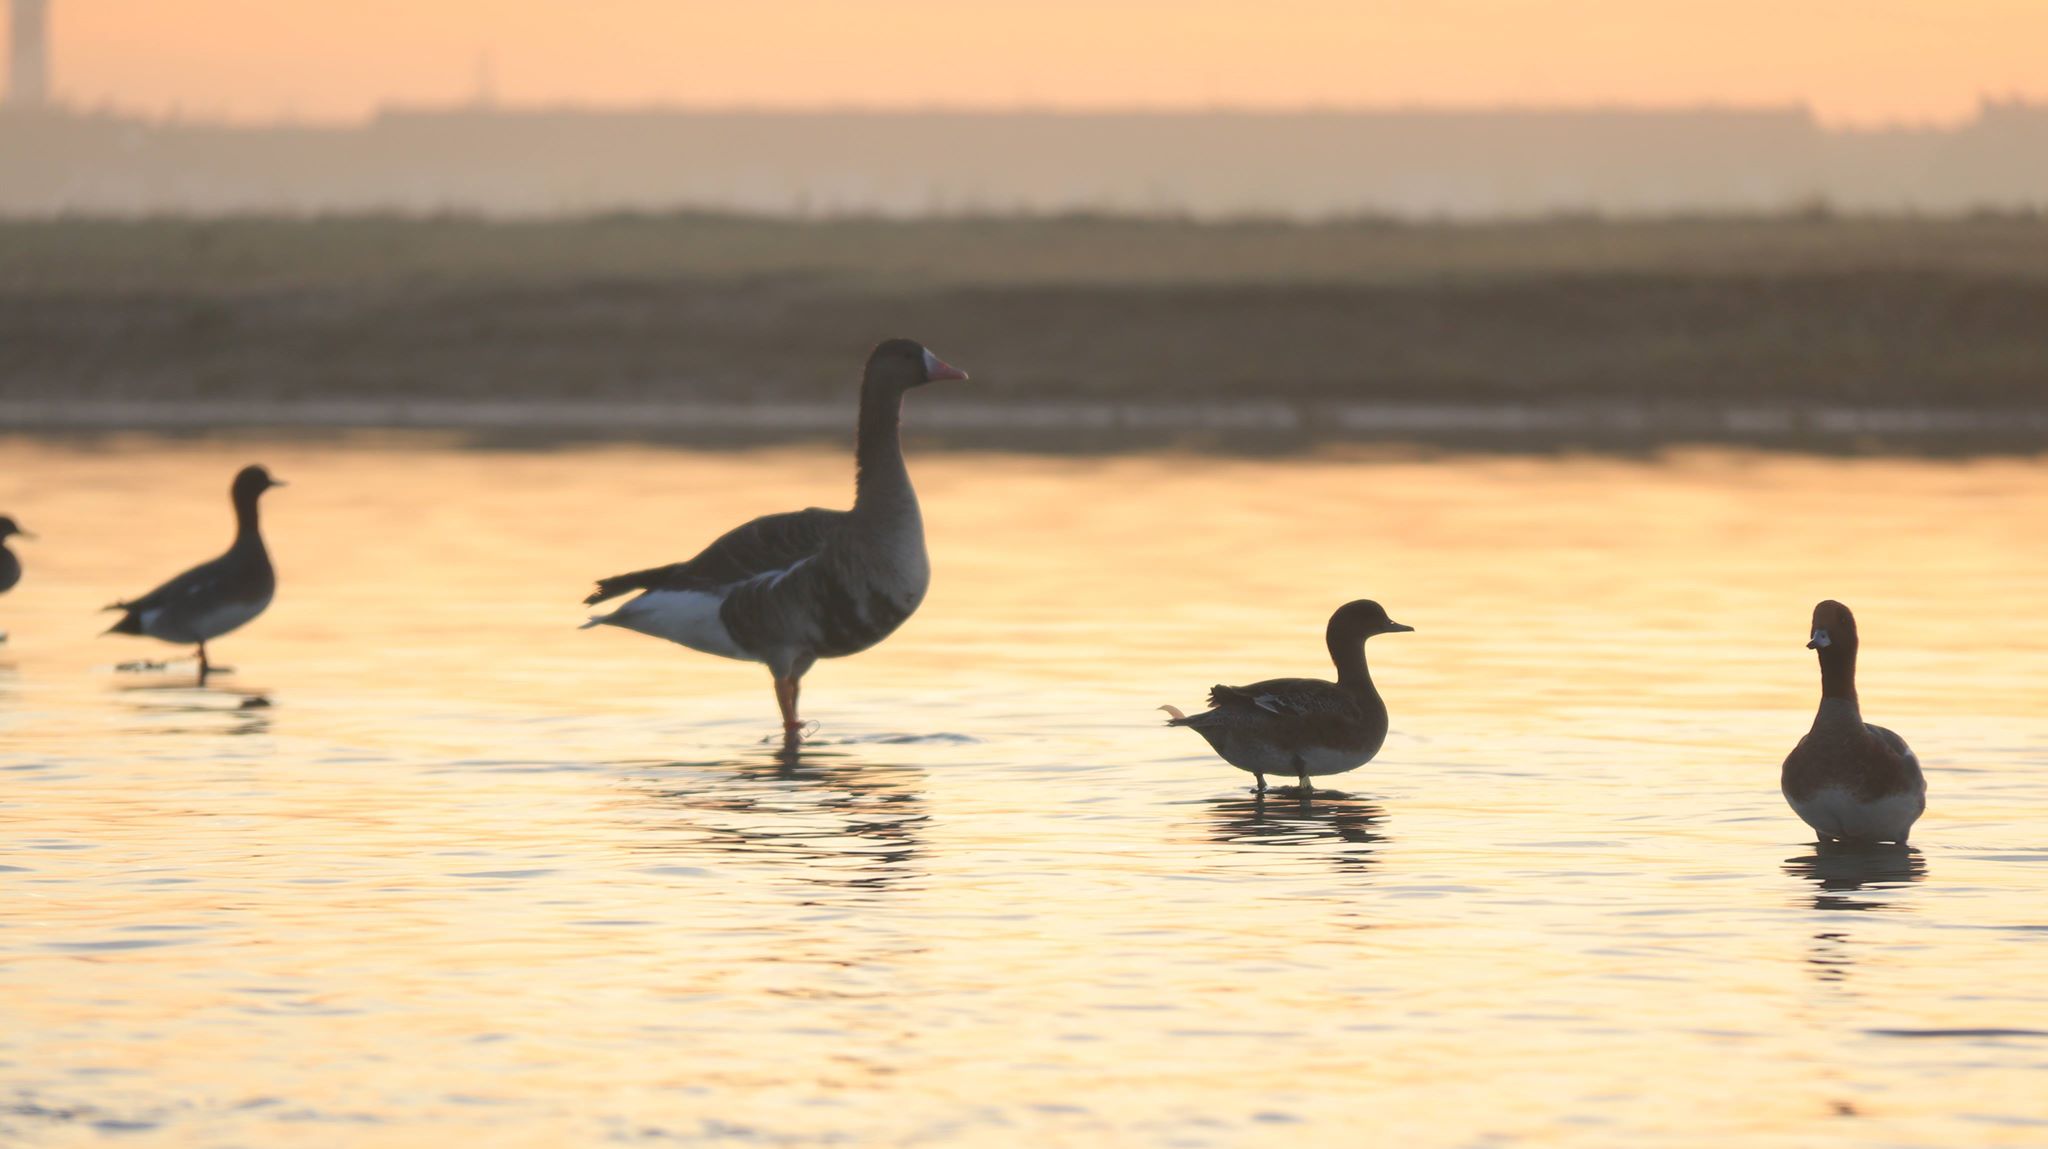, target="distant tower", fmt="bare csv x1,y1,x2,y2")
8,0,49,108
